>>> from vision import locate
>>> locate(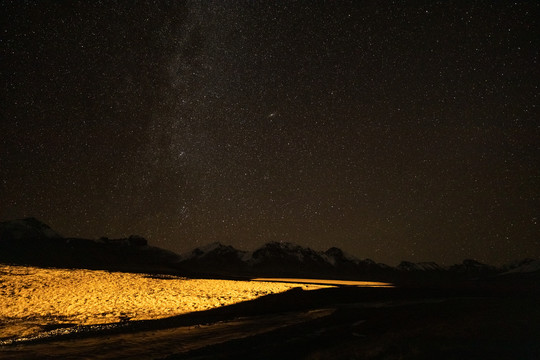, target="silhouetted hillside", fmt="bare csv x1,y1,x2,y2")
0,218,180,273
2,219,536,283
